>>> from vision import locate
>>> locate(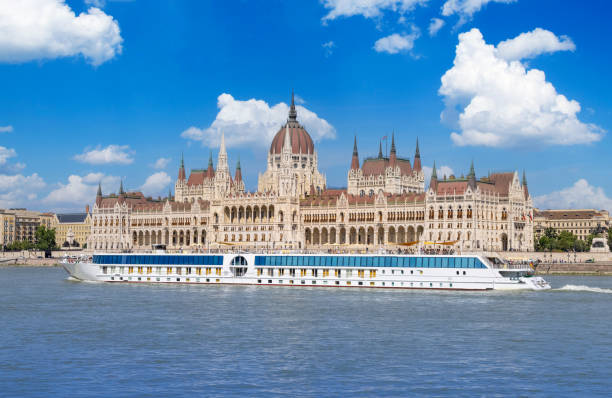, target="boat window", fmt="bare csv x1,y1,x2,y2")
442,257,448,268
415,257,422,267
468,258,475,268
390,257,398,267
